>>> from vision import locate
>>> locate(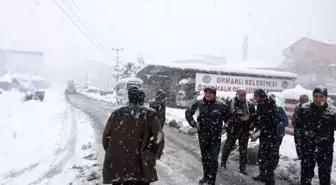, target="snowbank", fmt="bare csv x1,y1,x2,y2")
77,89,117,106
281,85,313,100
0,89,99,185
